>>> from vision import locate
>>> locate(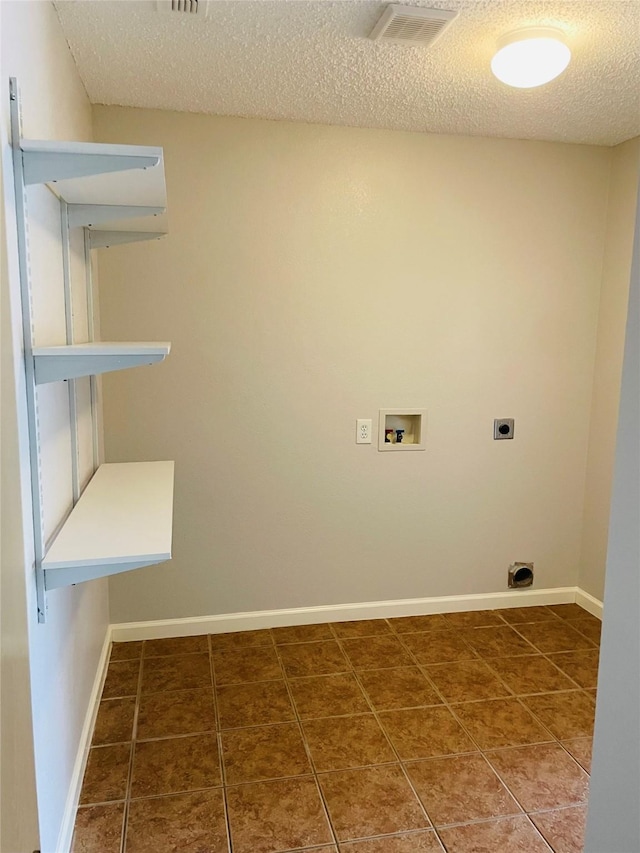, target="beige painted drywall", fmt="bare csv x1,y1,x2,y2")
94,106,613,623
1,2,109,850
579,137,640,601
